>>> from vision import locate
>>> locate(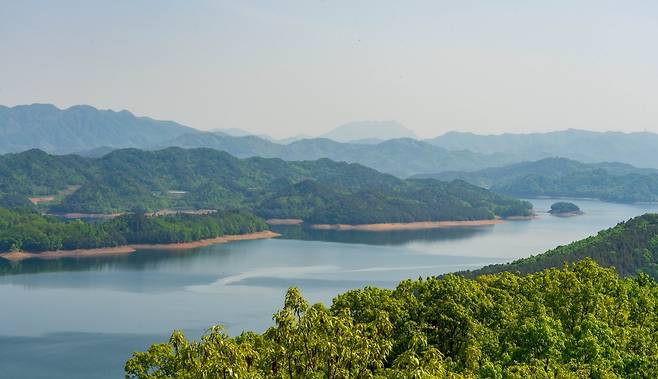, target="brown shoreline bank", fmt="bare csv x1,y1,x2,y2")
0,230,280,262
310,219,509,232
